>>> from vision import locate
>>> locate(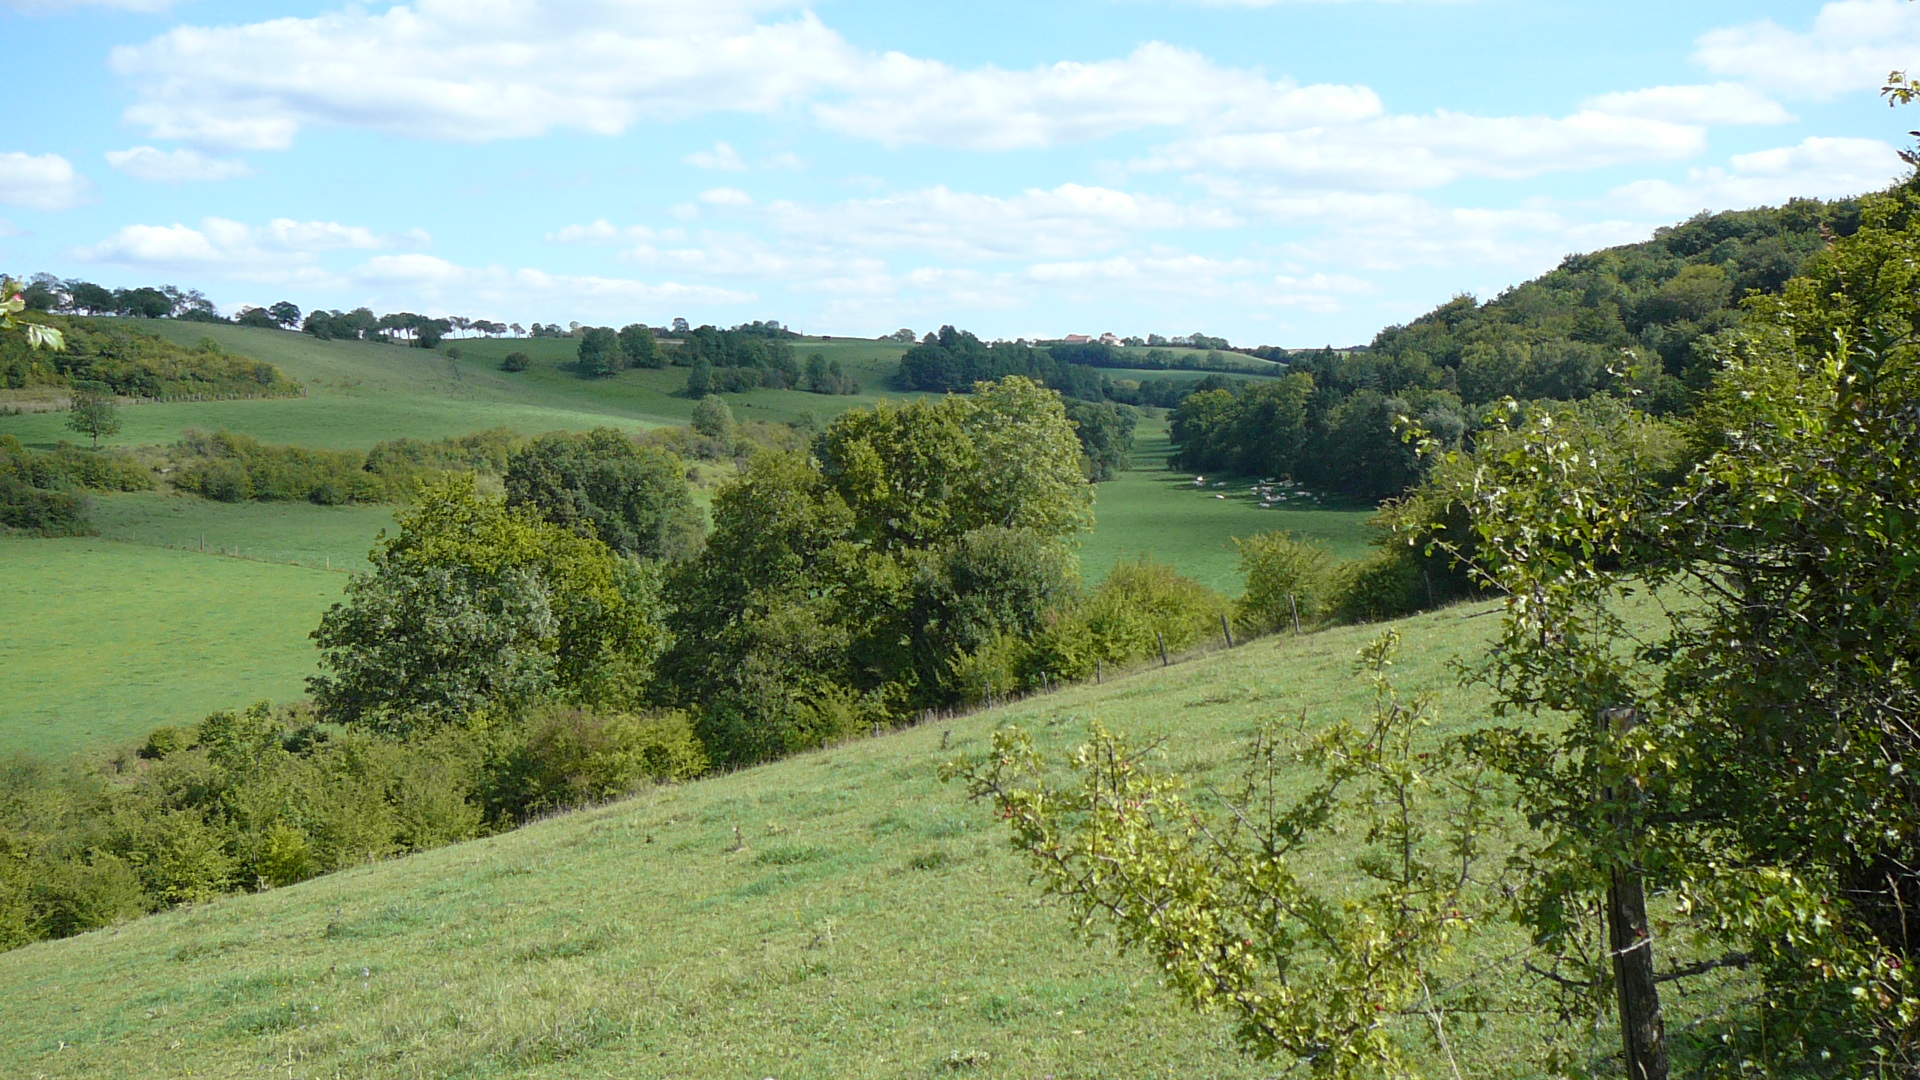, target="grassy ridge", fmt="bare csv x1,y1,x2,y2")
0,606,1520,1080
0,324,914,451
0,537,340,756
